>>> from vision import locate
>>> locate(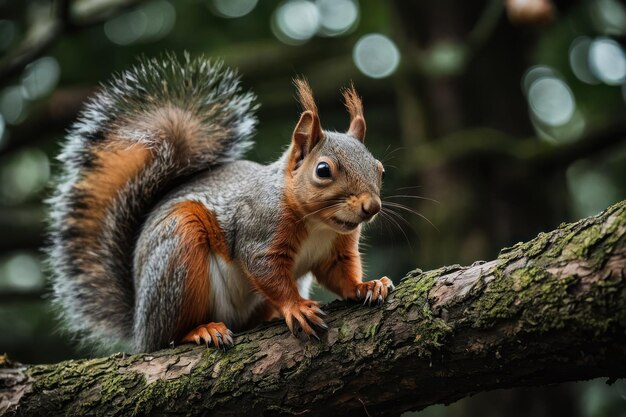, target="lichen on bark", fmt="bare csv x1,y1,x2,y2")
1,201,625,417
